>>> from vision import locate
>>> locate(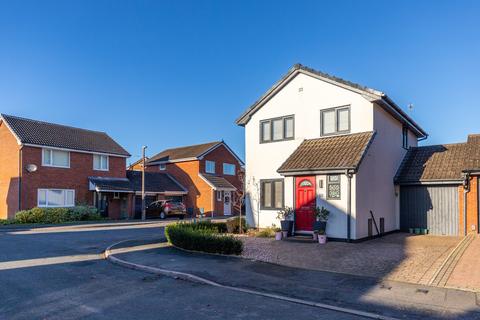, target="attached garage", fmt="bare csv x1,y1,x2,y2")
395,136,480,237
400,185,459,236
